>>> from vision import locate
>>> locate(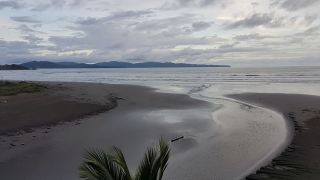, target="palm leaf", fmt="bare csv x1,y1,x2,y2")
154,139,170,180
135,147,157,180
80,139,170,180
135,139,170,180
79,149,127,180
110,147,133,180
